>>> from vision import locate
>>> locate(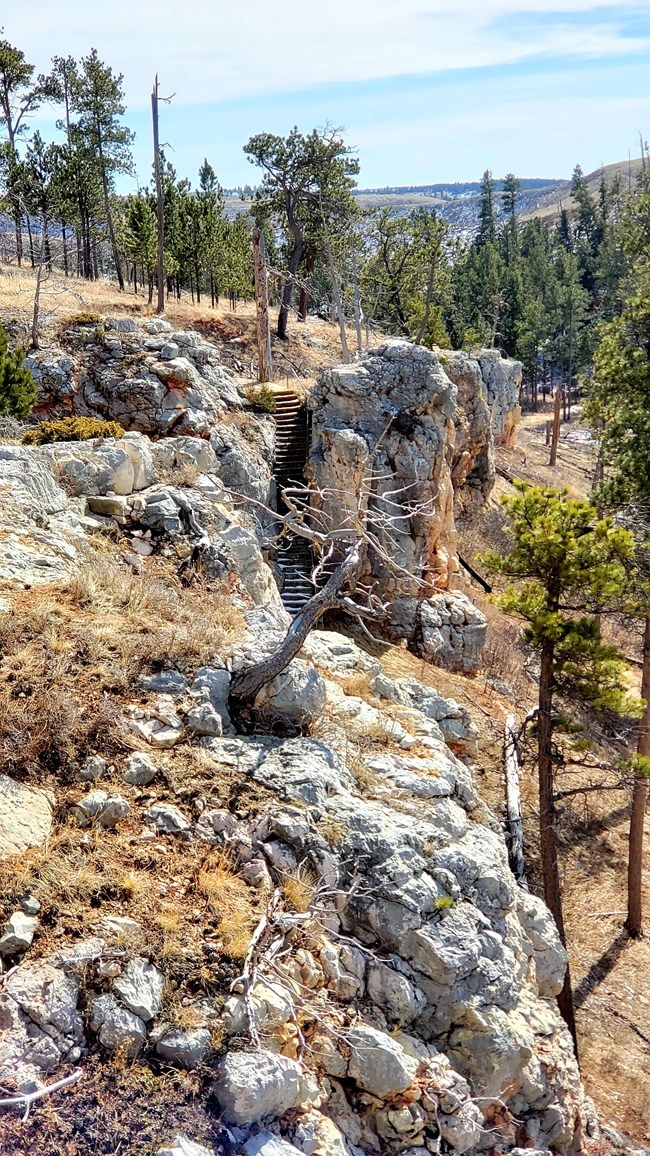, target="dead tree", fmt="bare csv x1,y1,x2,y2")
225,464,439,711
